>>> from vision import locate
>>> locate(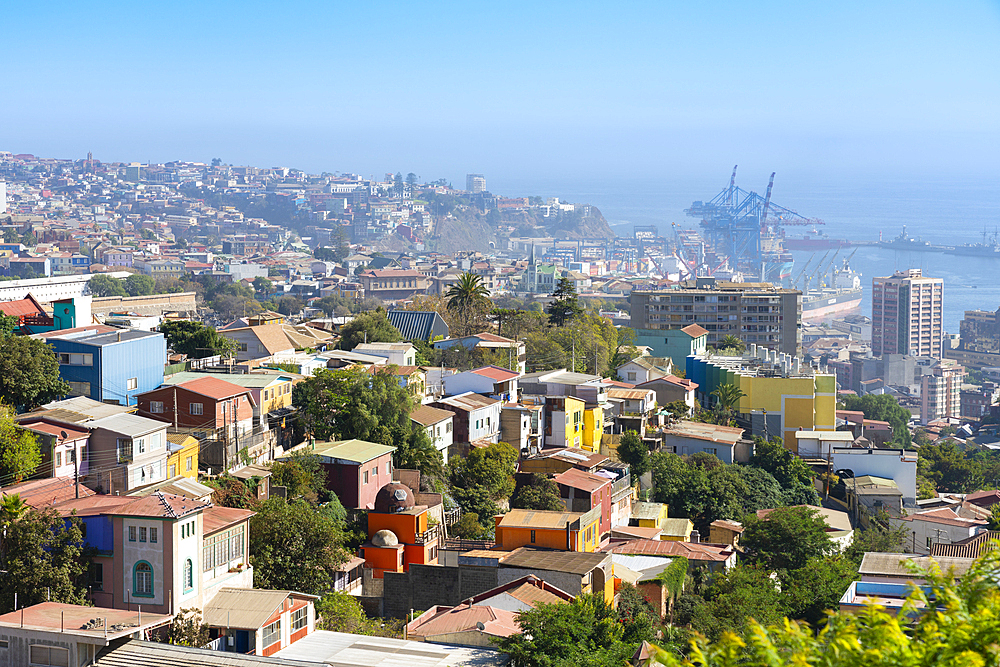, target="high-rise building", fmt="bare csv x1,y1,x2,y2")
0,181,6,214
125,163,142,182
630,277,802,356
872,269,943,358
466,174,486,193
920,360,963,424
